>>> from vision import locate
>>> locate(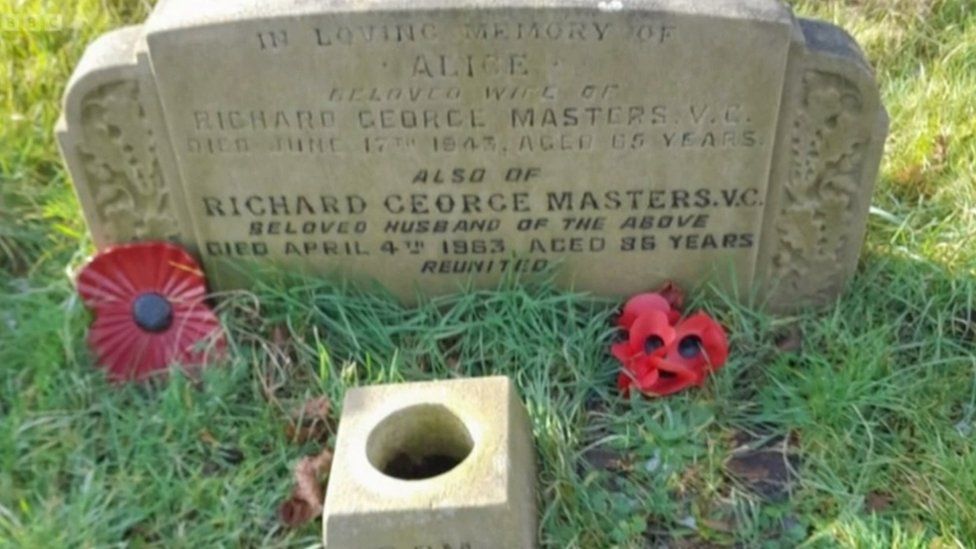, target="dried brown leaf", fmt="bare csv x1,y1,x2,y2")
655,280,685,311
278,447,333,527
774,325,804,354
198,429,218,446
725,449,796,502
932,133,950,172
700,516,736,534
290,396,331,423
892,162,936,201
285,395,333,443
284,423,329,444
581,447,632,473
271,324,291,348
865,490,894,513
